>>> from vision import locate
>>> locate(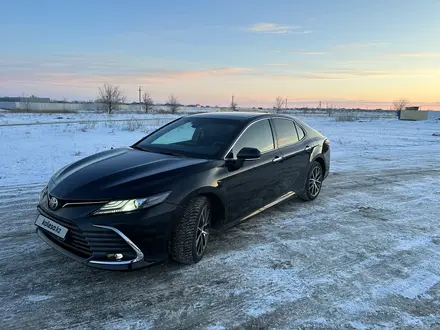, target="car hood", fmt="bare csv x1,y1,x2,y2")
48,147,209,200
